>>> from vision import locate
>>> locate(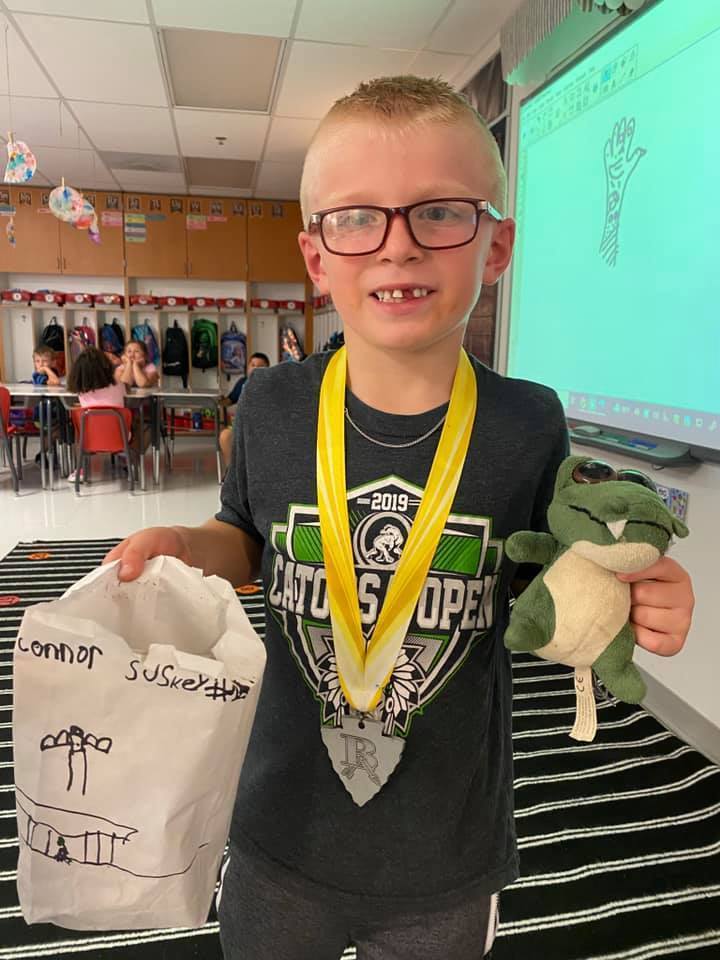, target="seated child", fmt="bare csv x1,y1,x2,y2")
28,346,63,465
114,340,159,389
219,351,270,468
31,346,61,386
67,347,127,482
